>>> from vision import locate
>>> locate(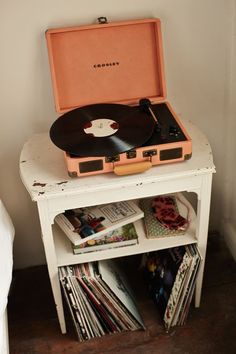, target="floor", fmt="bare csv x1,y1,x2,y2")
8,234,236,354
